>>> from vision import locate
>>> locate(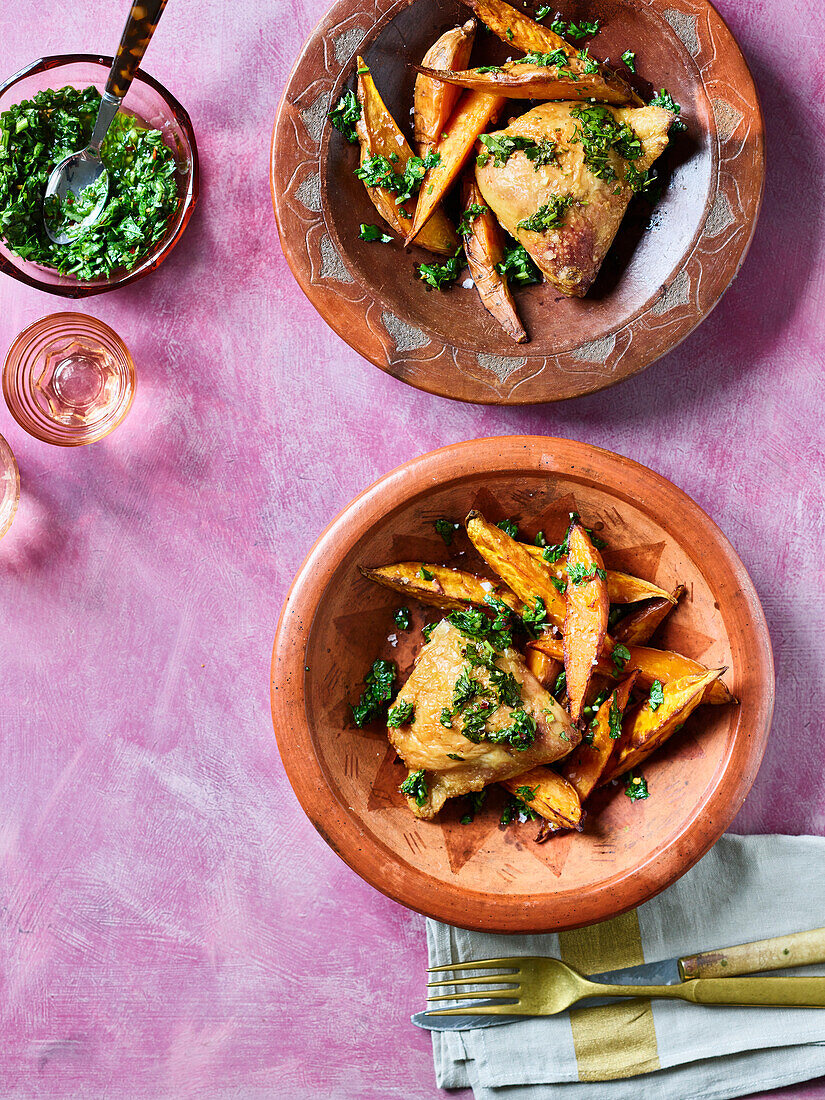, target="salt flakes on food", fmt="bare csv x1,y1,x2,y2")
462,278,474,289
388,633,398,647
481,580,494,591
